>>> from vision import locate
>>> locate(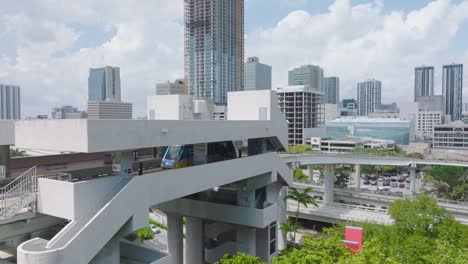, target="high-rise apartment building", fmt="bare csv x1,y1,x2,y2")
324,77,340,104
184,0,244,105
414,66,434,100
443,64,463,121
0,84,21,120
276,85,324,145
156,79,185,95
244,57,272,91
357,79,382,116
288,65,324,91
88,66,121,102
